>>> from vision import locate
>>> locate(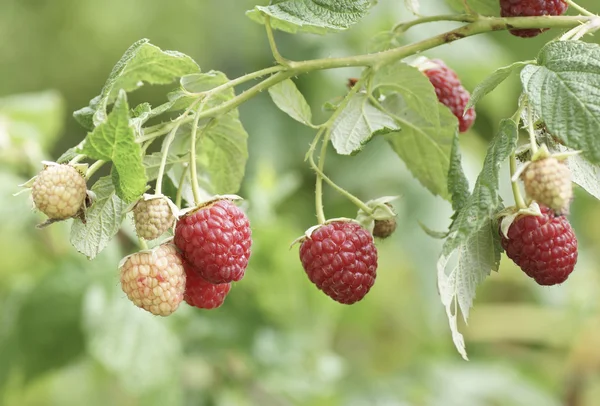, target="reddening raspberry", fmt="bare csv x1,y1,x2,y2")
500,0,568,38
521,157,572,214
500,206,577,285
31,164,87,220
133,196,176,241
183,260,231,309
174,199,252,284
299,221,378,304
119,244,186,316
424,60,476,132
